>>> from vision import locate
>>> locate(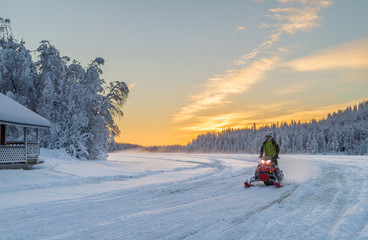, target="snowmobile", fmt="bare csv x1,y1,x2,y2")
244,156,284,188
